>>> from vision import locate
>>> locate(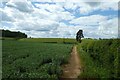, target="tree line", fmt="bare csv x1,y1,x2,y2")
0,29,27,38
